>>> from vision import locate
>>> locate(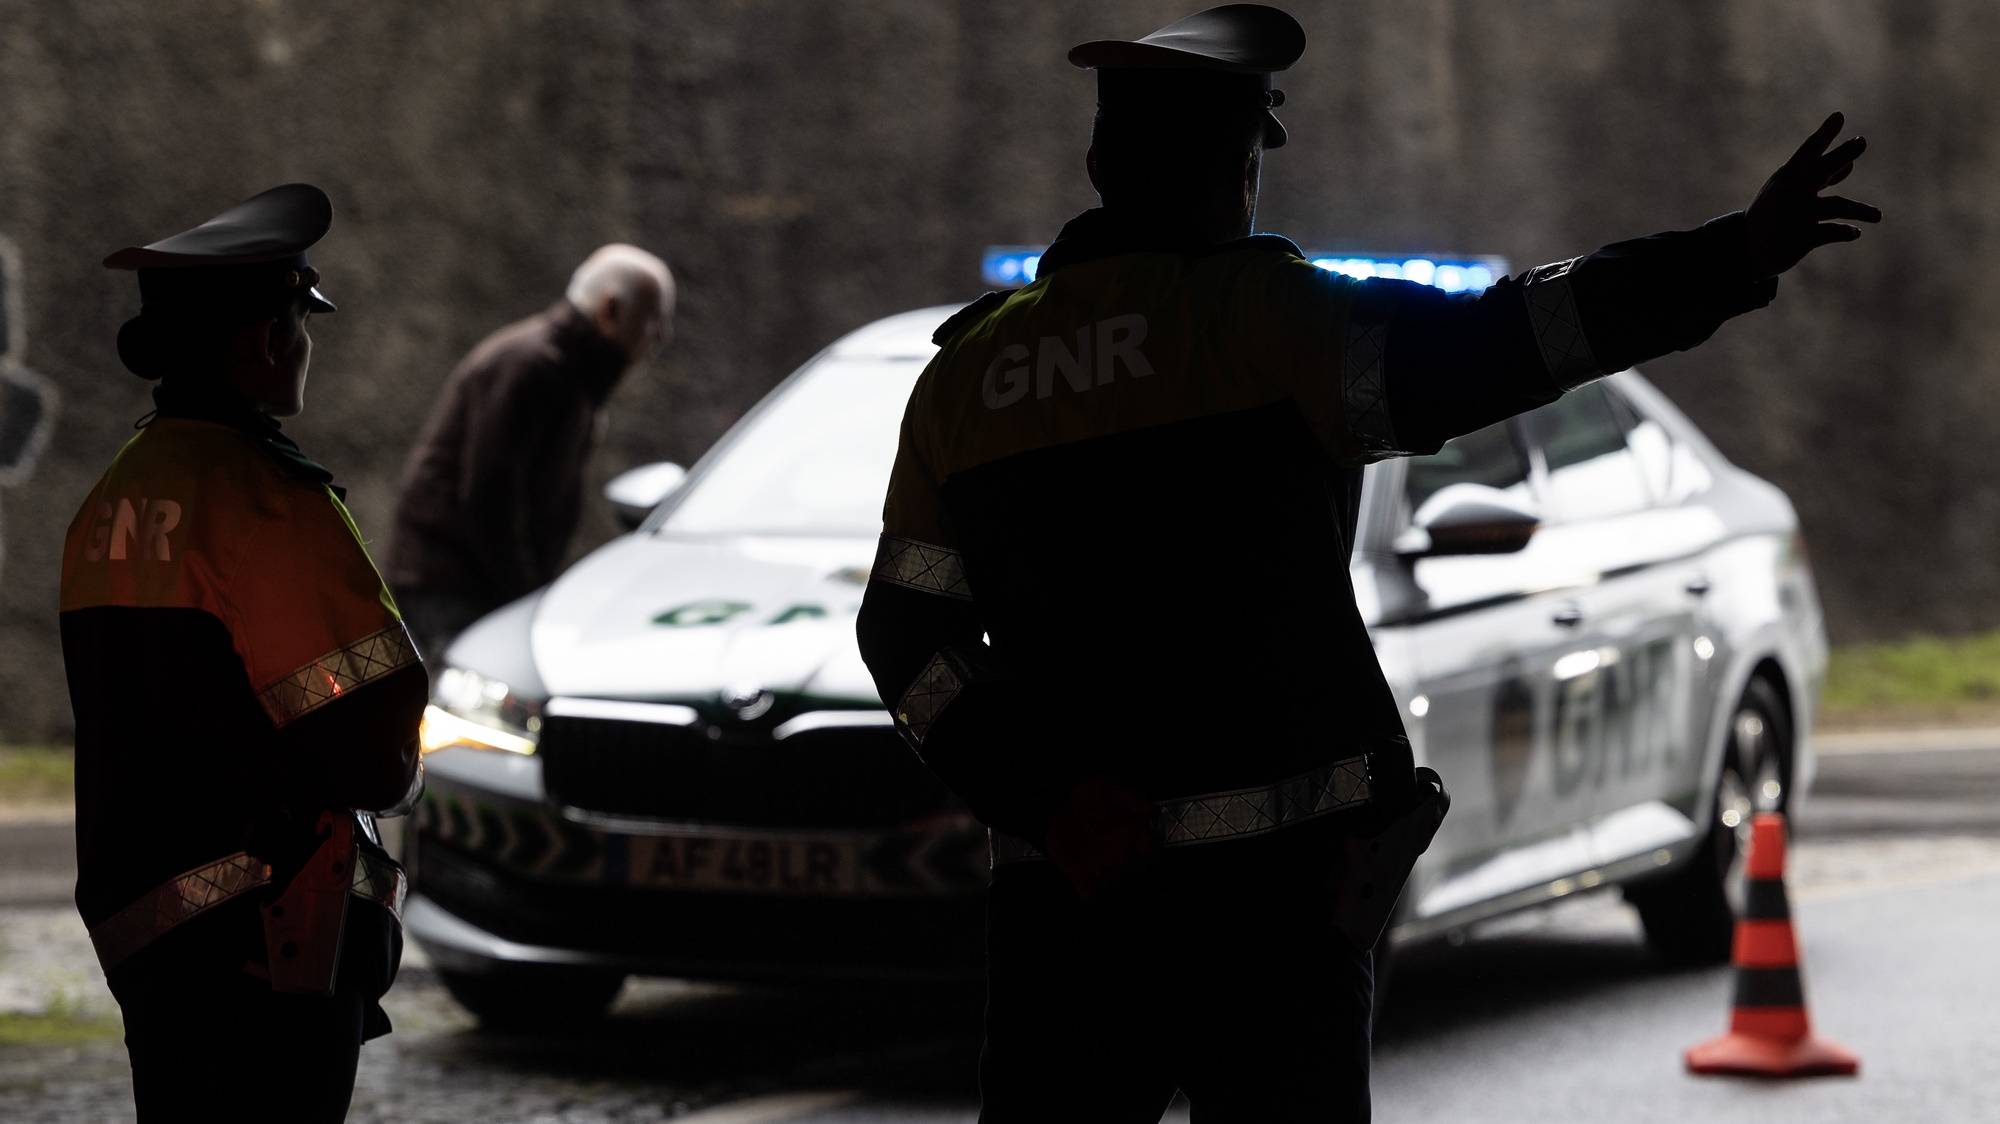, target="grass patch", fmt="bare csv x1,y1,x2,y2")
0,992,121,1046
0,745,72,807
1823,630,2000,727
